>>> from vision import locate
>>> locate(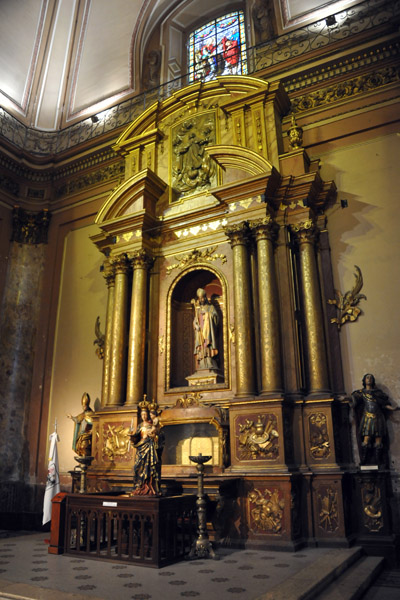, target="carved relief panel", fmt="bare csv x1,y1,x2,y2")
243,476,300,543
311,476,347,539
303,403,338,469
230,403,286,470
90,413,136,471
170,112,217,201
